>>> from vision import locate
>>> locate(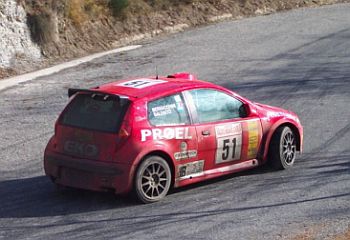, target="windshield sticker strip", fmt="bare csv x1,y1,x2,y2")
117,79,167,89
